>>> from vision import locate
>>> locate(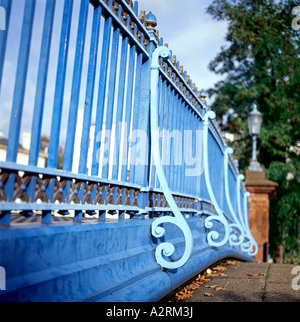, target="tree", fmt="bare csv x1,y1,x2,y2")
206,0,300,263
